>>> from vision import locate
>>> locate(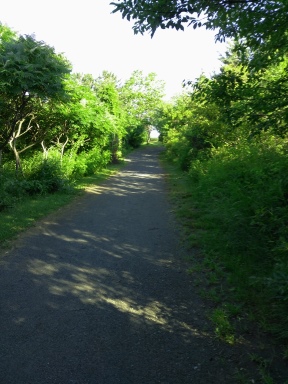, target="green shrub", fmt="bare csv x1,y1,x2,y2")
125,125,146,148
0,145,112,212
27,158,67,194
186,134,288,338
62,147,111,180
85,148,111,174
0,173,17,211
